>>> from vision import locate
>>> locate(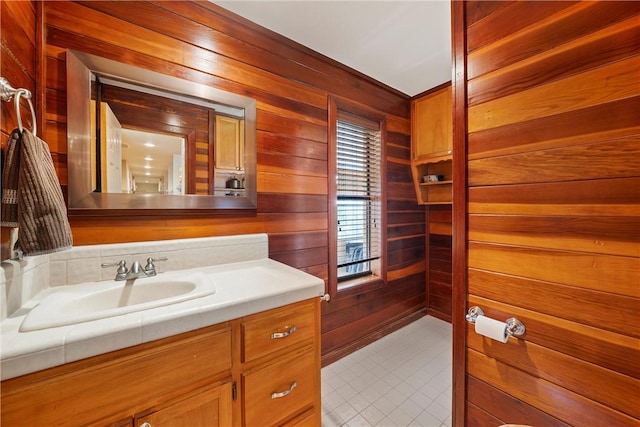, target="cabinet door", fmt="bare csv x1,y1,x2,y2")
215,115,242,171
412,85,452,160
135,383,232,427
